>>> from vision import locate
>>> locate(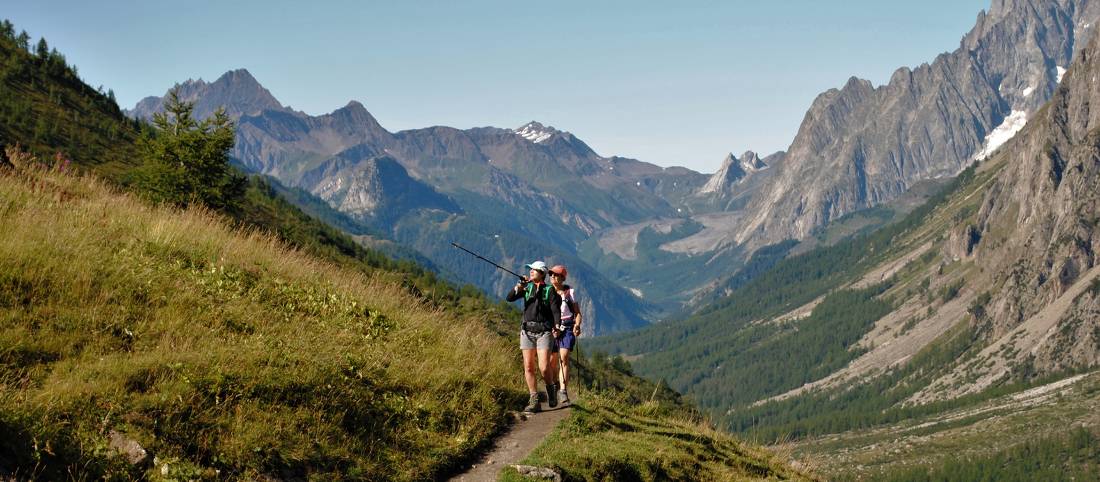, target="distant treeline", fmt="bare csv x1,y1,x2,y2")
876,427,1099,482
